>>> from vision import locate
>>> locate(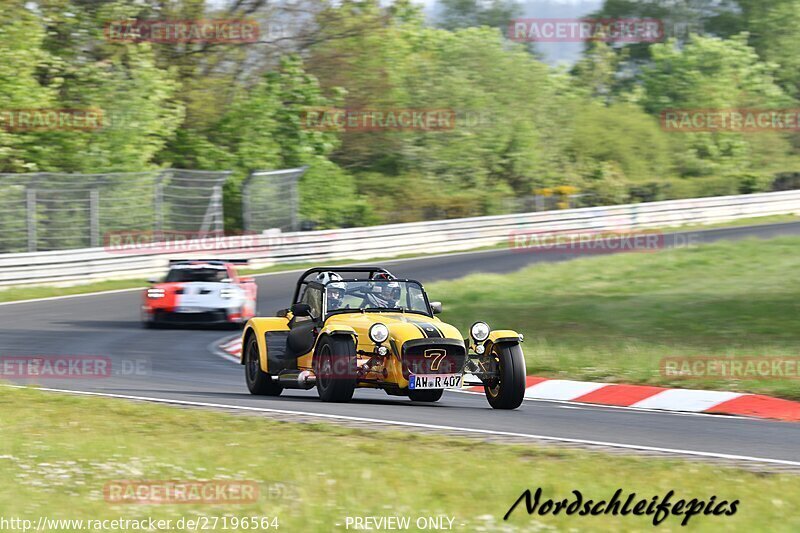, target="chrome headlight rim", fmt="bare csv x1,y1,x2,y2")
369,323,390,344
470,321,491,342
